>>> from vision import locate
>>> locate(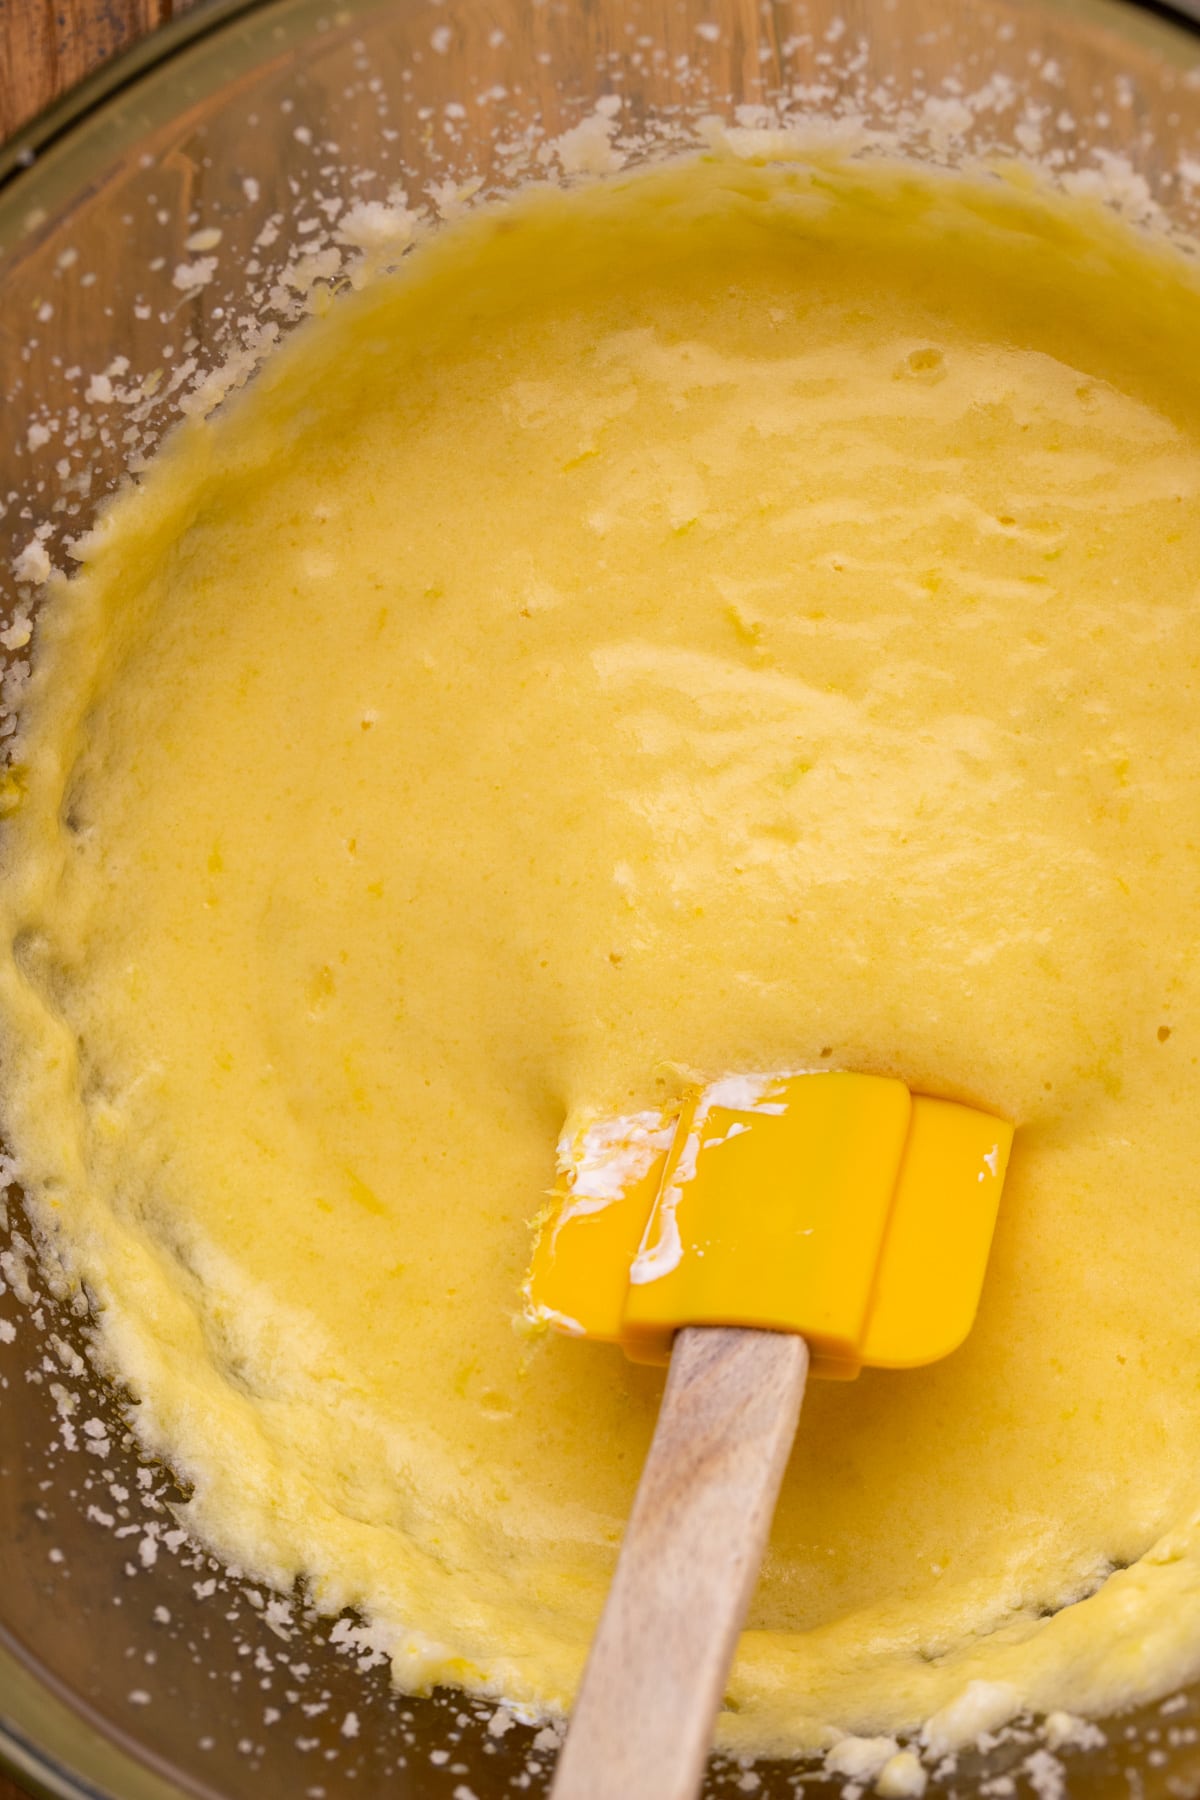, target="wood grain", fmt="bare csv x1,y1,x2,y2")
0,0,188,141
550,1327,809,1800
